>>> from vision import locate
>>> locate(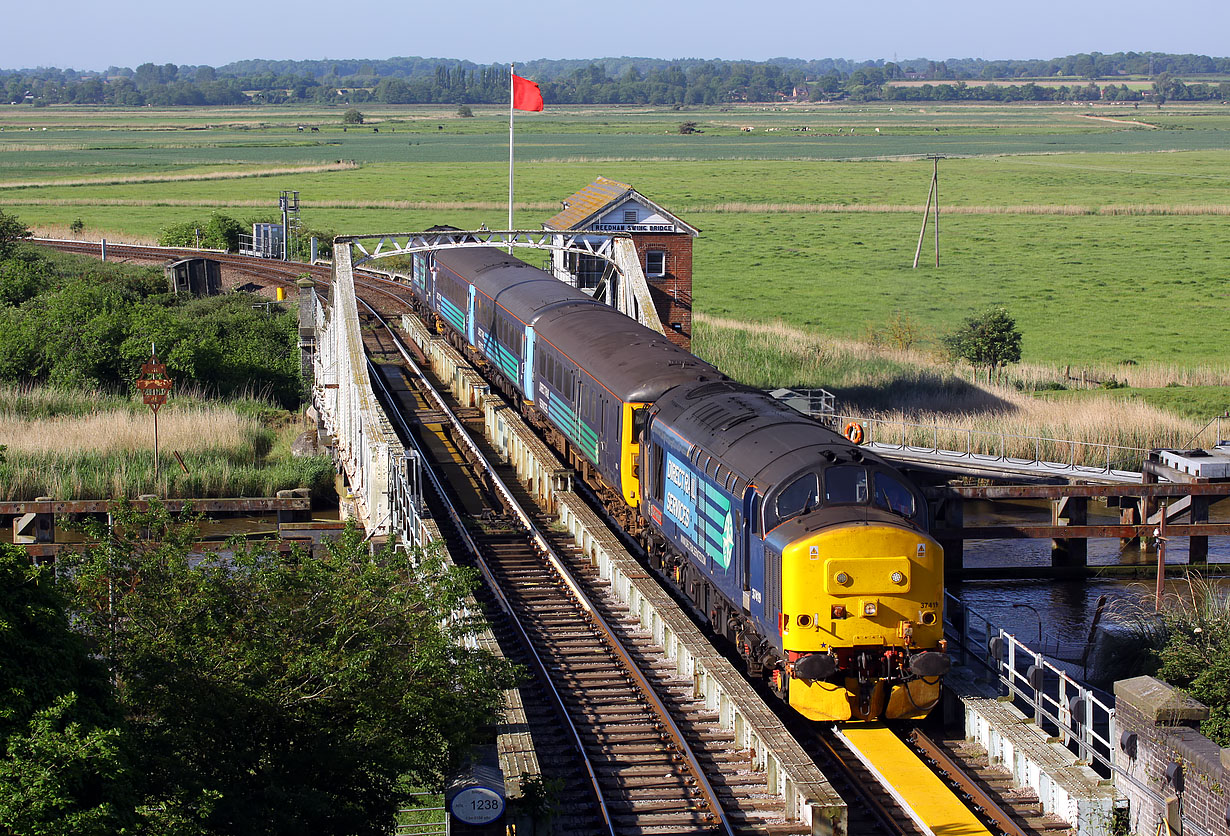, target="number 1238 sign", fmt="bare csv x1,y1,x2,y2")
449,787,504,824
